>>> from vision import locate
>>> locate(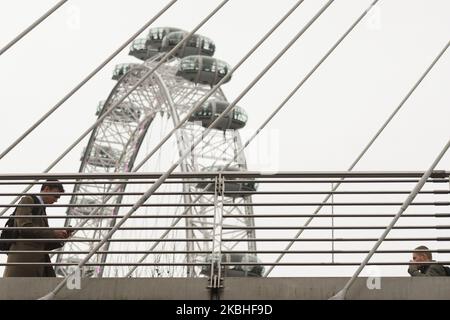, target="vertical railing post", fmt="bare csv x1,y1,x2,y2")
209,173,225,299
331,183,335,264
